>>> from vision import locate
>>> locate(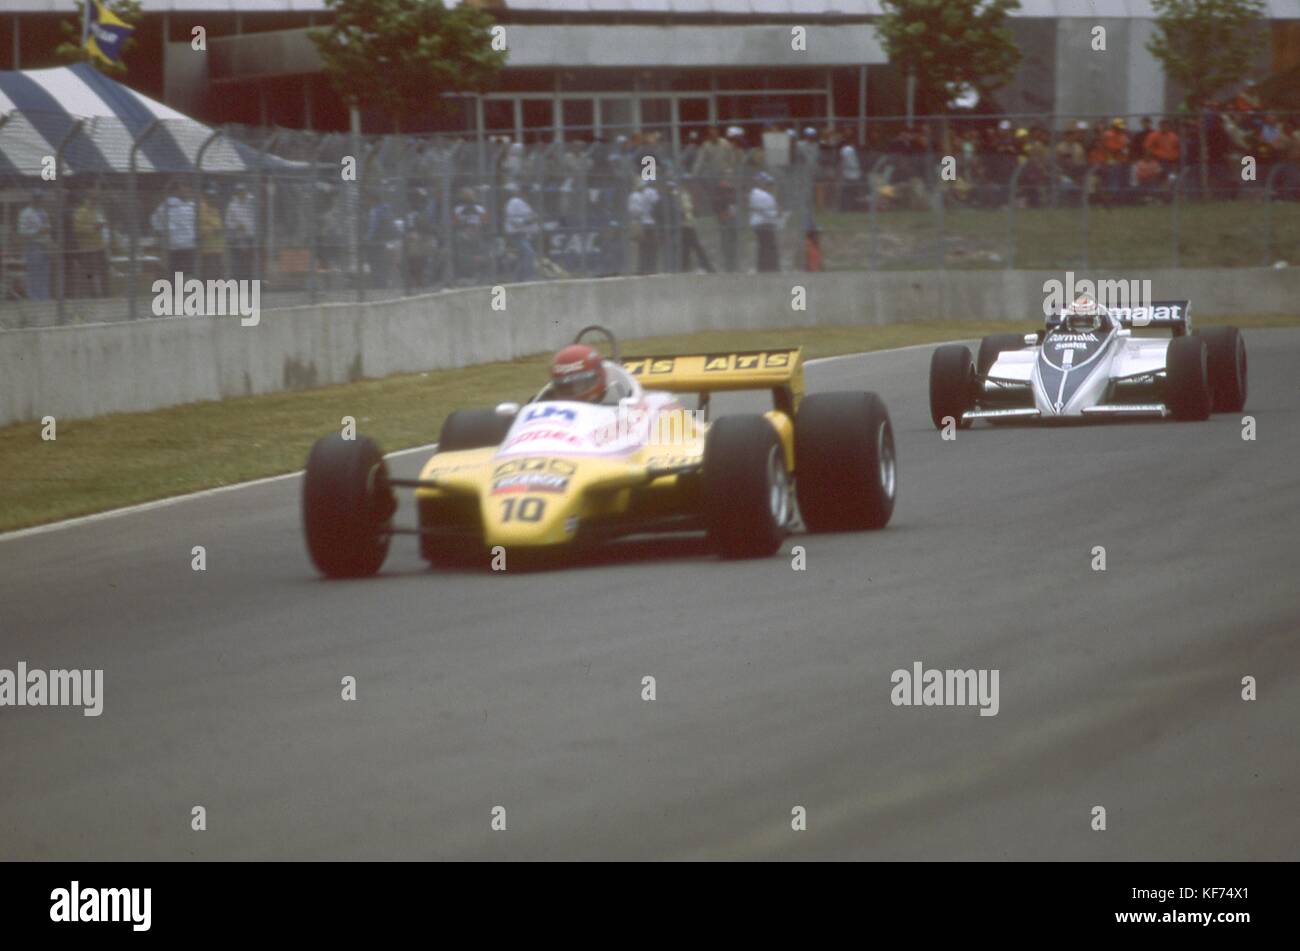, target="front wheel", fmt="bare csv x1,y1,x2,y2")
302,434,395,578
929,345,975,430
795,391,896,532
1165,335,1212,421
1197,326,1247,413
702,415,790,559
